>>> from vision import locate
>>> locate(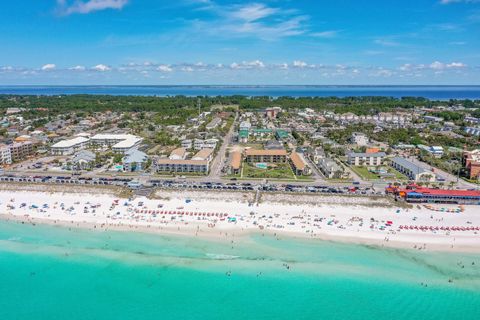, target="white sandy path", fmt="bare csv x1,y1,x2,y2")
0,189,479,252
